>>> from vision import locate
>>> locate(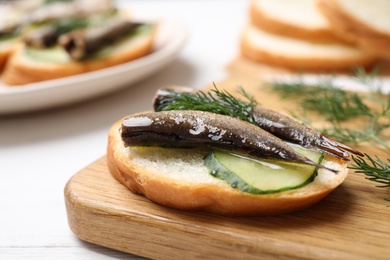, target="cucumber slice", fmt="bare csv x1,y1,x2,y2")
26,45,71,64
204,146,323,194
